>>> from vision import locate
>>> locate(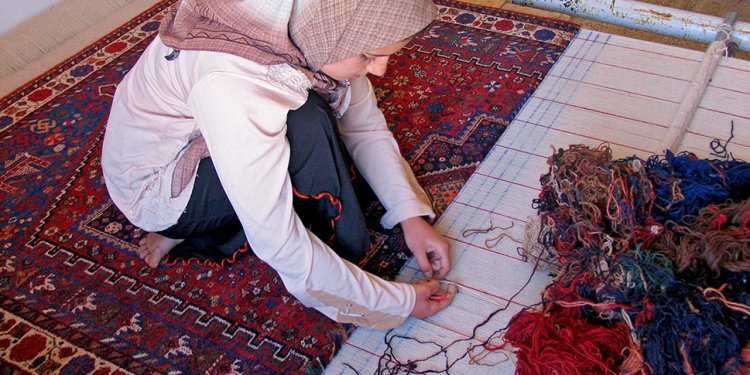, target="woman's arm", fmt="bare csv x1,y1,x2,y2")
337,76,435,228
186,68,420,328
337,76,451,279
